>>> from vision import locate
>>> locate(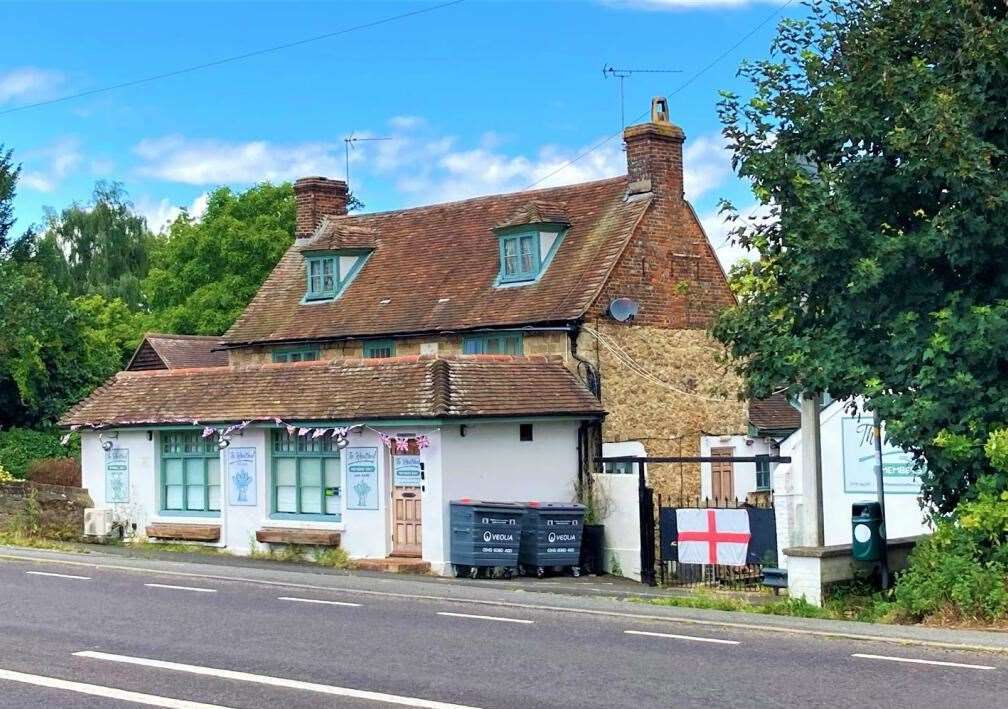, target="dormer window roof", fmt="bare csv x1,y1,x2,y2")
493,201,570,286
298,217,375,303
